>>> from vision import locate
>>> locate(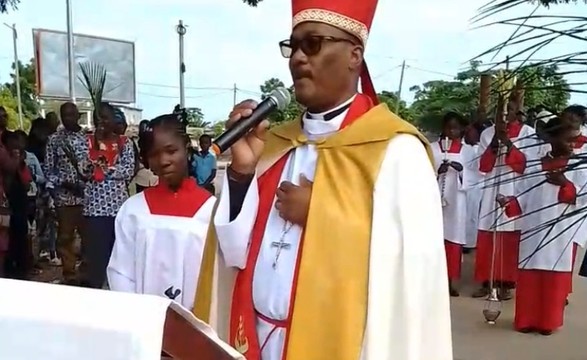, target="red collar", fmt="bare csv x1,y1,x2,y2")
541,155,569,172
506,121,523,138
438,138,463,153
143,178,212,217
574,135,587,149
